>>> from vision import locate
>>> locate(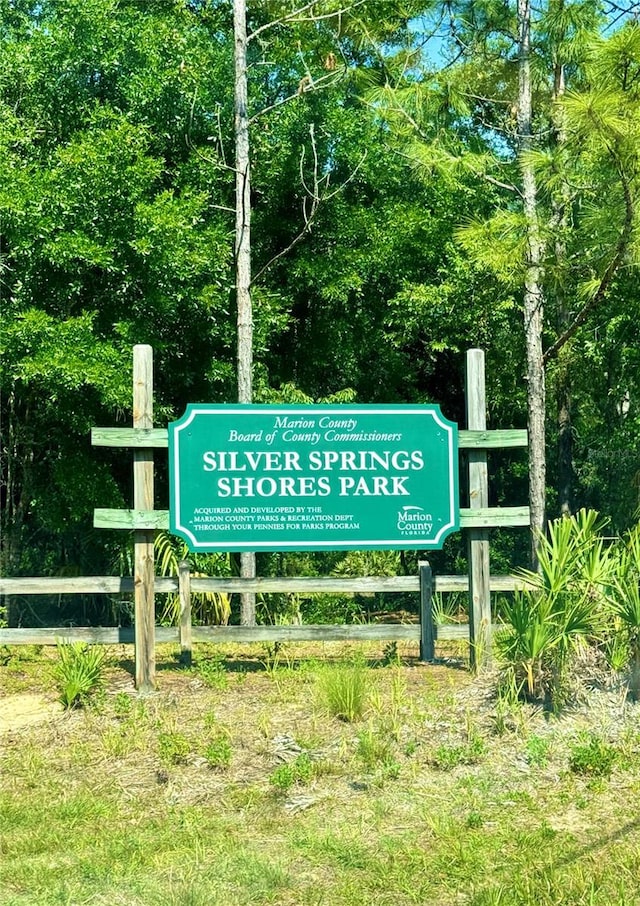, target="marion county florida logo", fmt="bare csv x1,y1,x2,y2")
397,506,433,535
